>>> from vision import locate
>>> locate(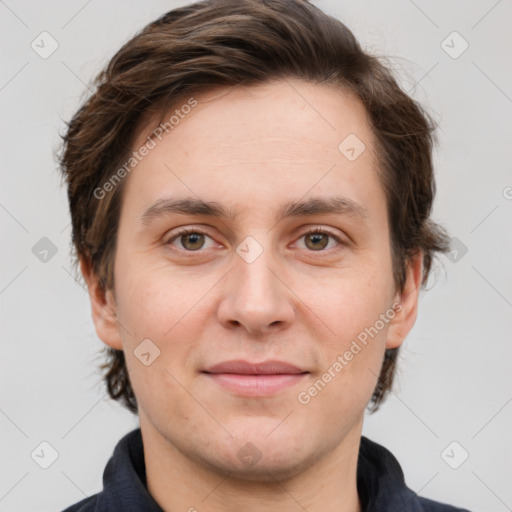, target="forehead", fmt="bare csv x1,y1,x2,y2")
138,79,375,158
123,78,382,219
